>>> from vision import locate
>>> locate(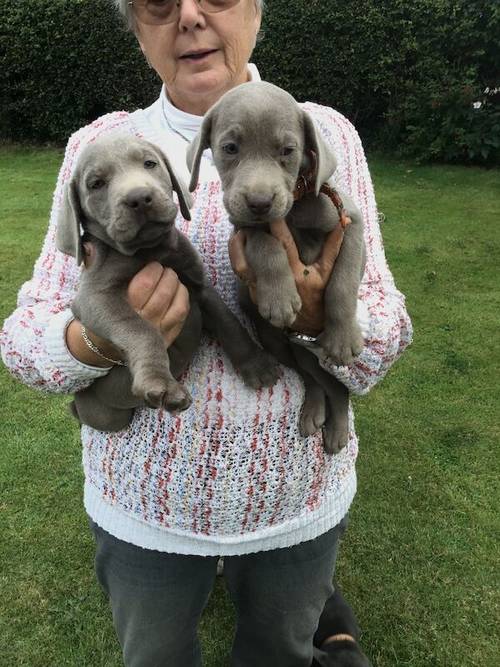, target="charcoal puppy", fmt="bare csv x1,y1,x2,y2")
187,82,366,453
56,134,279,431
